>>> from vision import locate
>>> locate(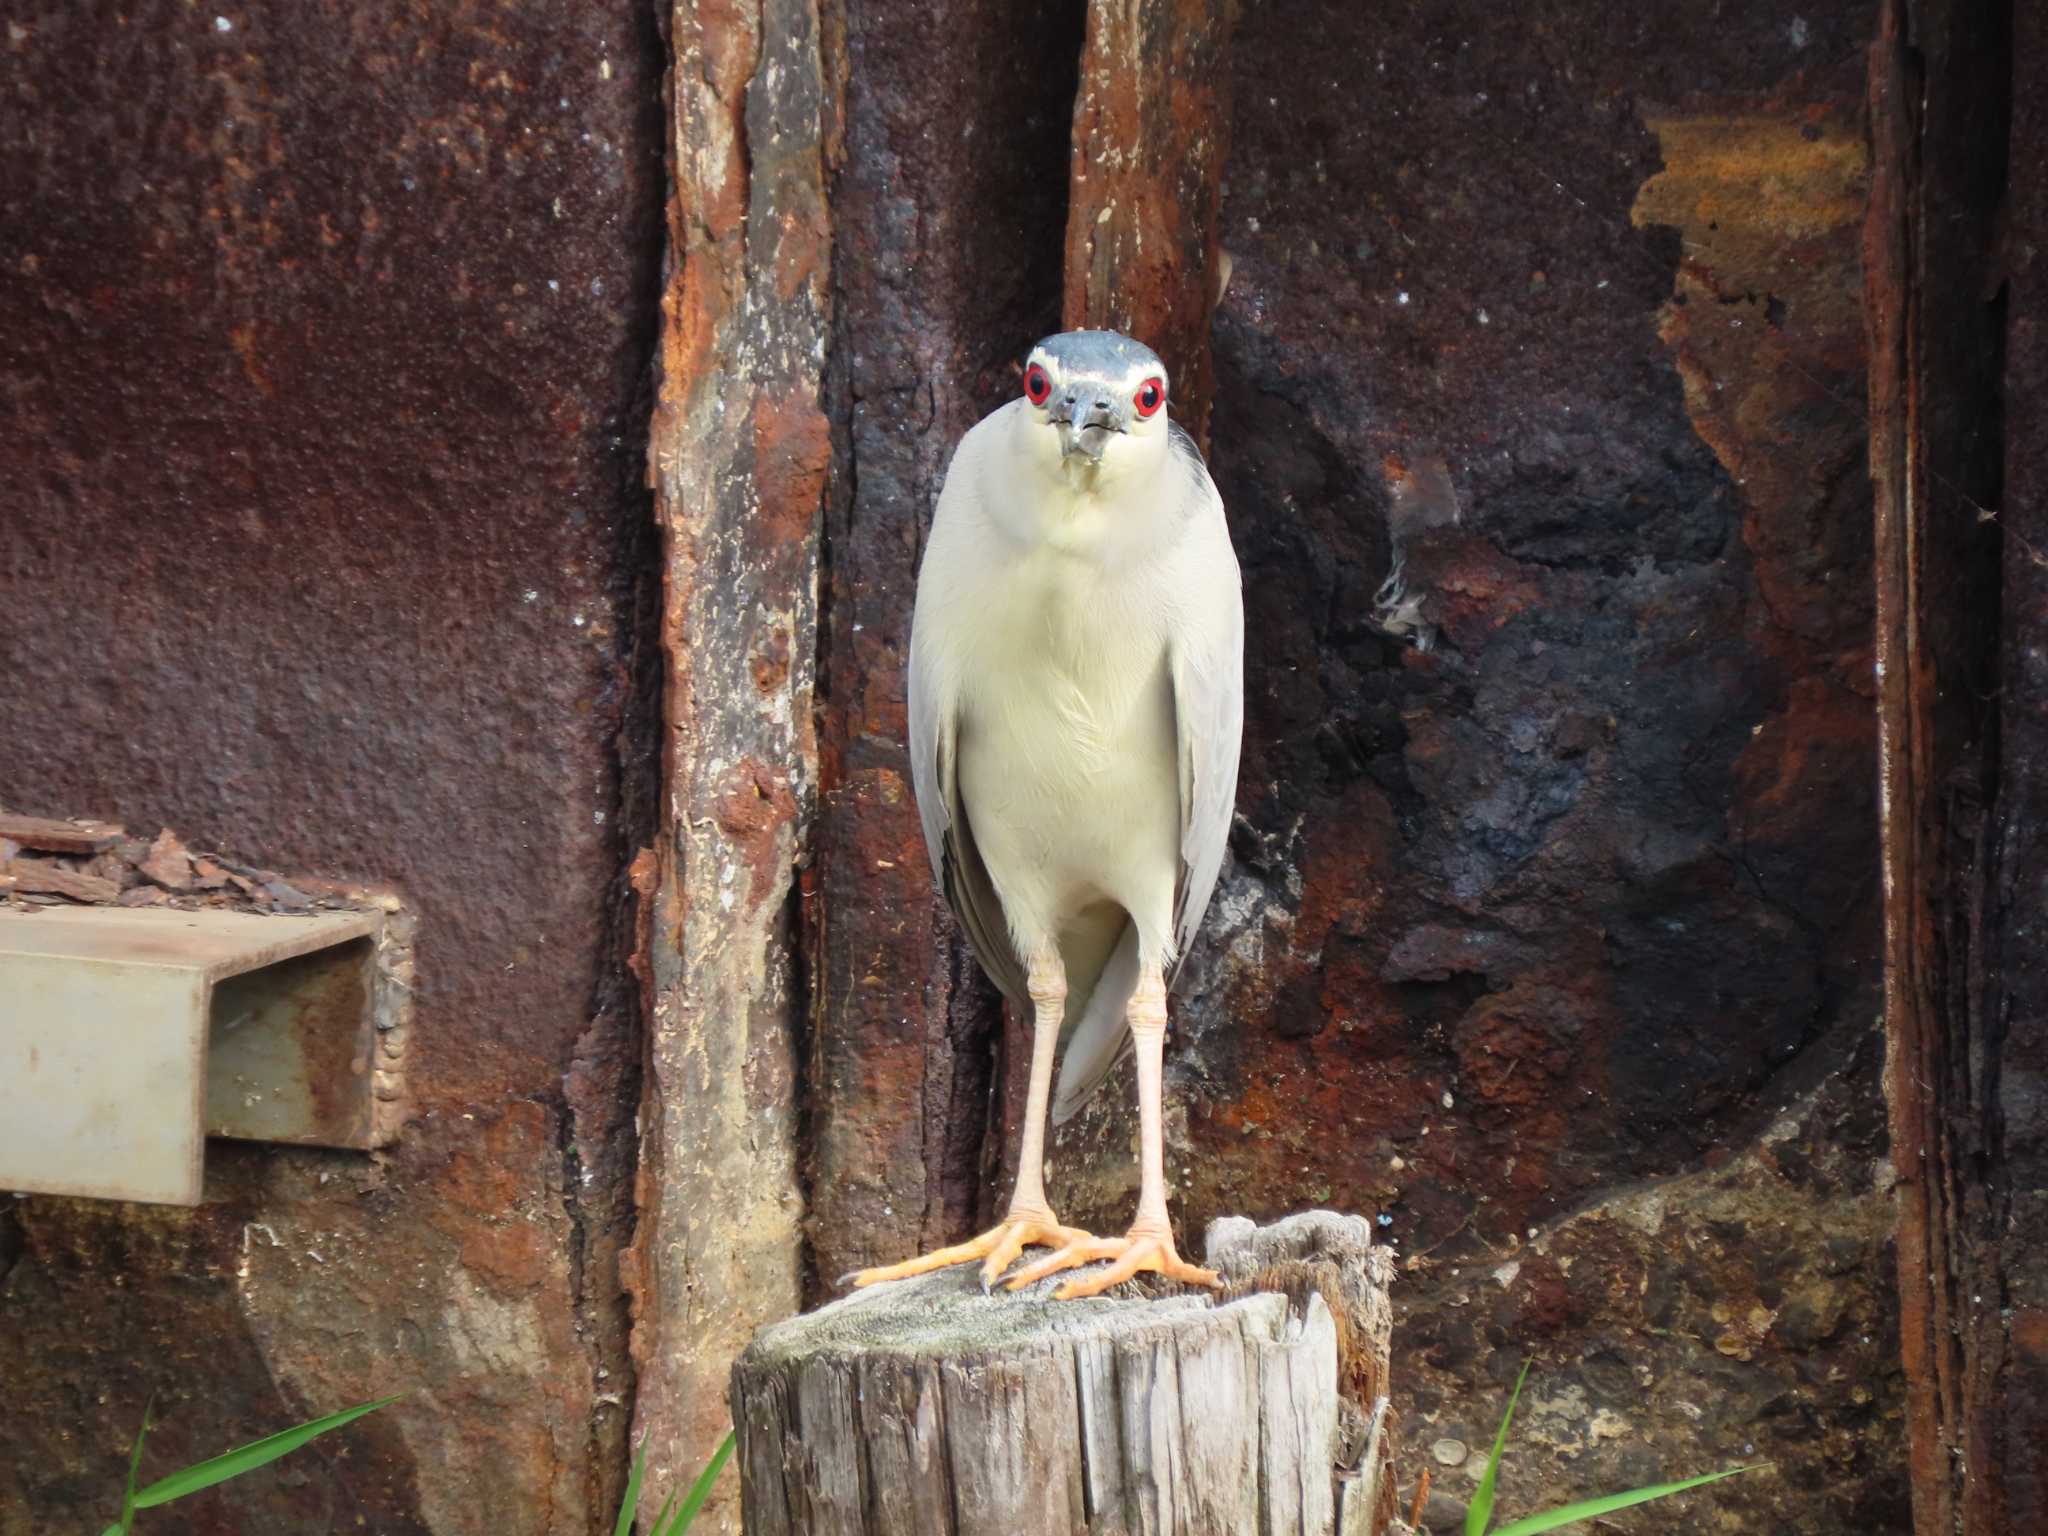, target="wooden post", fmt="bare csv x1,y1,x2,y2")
731,1211,1403,1536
